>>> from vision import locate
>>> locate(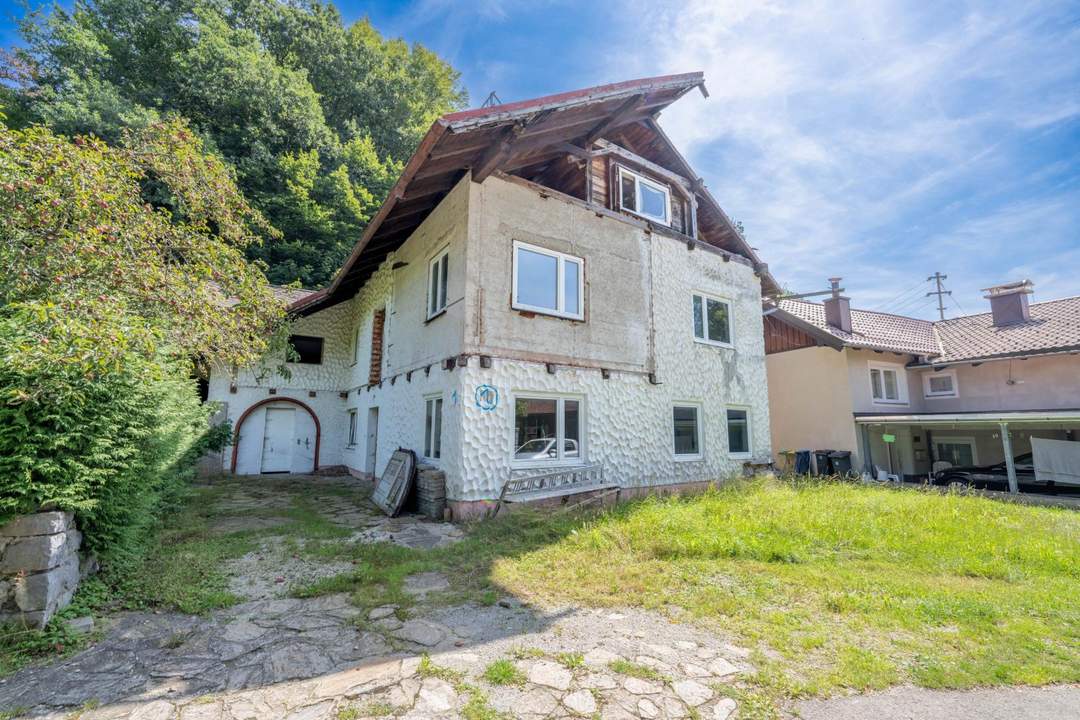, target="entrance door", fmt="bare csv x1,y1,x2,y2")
366,407,379,476
261,406,295,473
